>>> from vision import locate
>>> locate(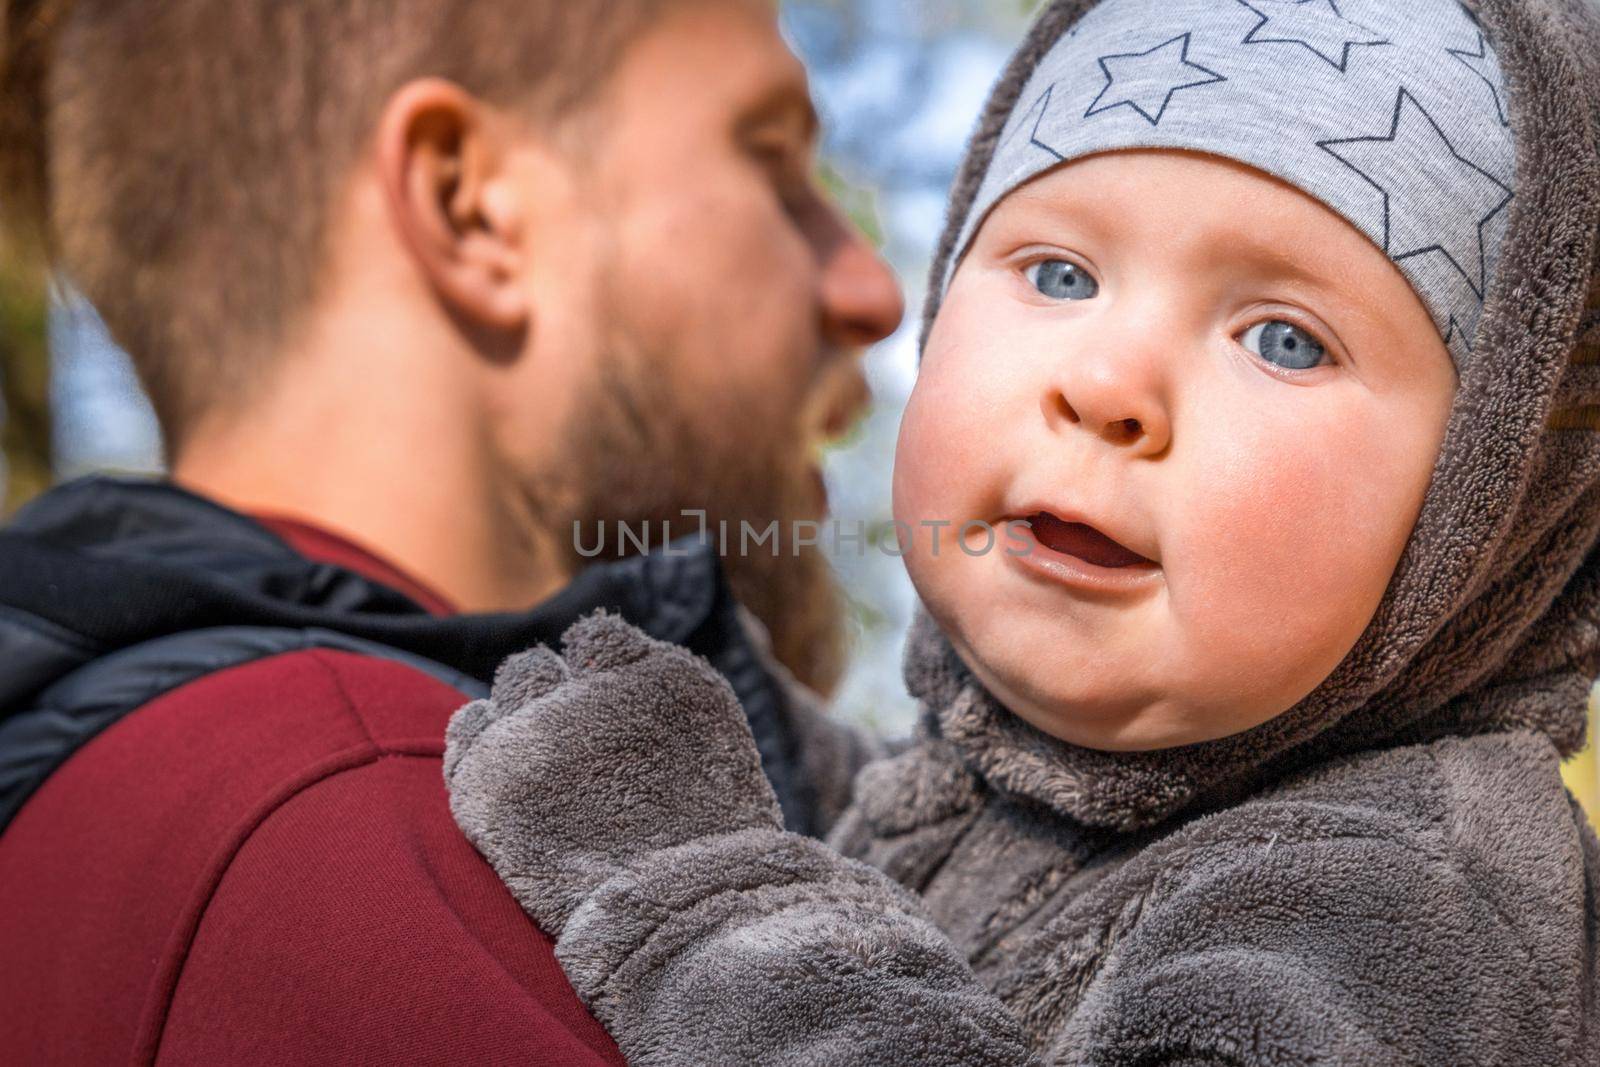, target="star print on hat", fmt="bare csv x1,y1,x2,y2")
1320,88,1513,302
1447,30,1512,127
1085,33,1227,126
1238,0,1390,72
950,0,1518,368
